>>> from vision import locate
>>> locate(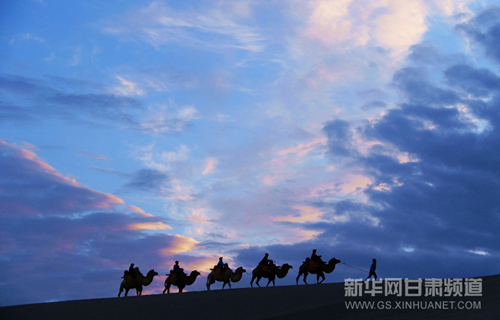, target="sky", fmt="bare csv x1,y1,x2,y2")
1,0,500,307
